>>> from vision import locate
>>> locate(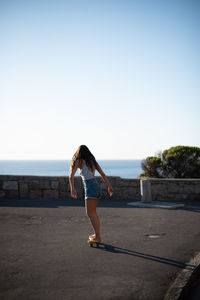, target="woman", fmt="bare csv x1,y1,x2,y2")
69,145,114,244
